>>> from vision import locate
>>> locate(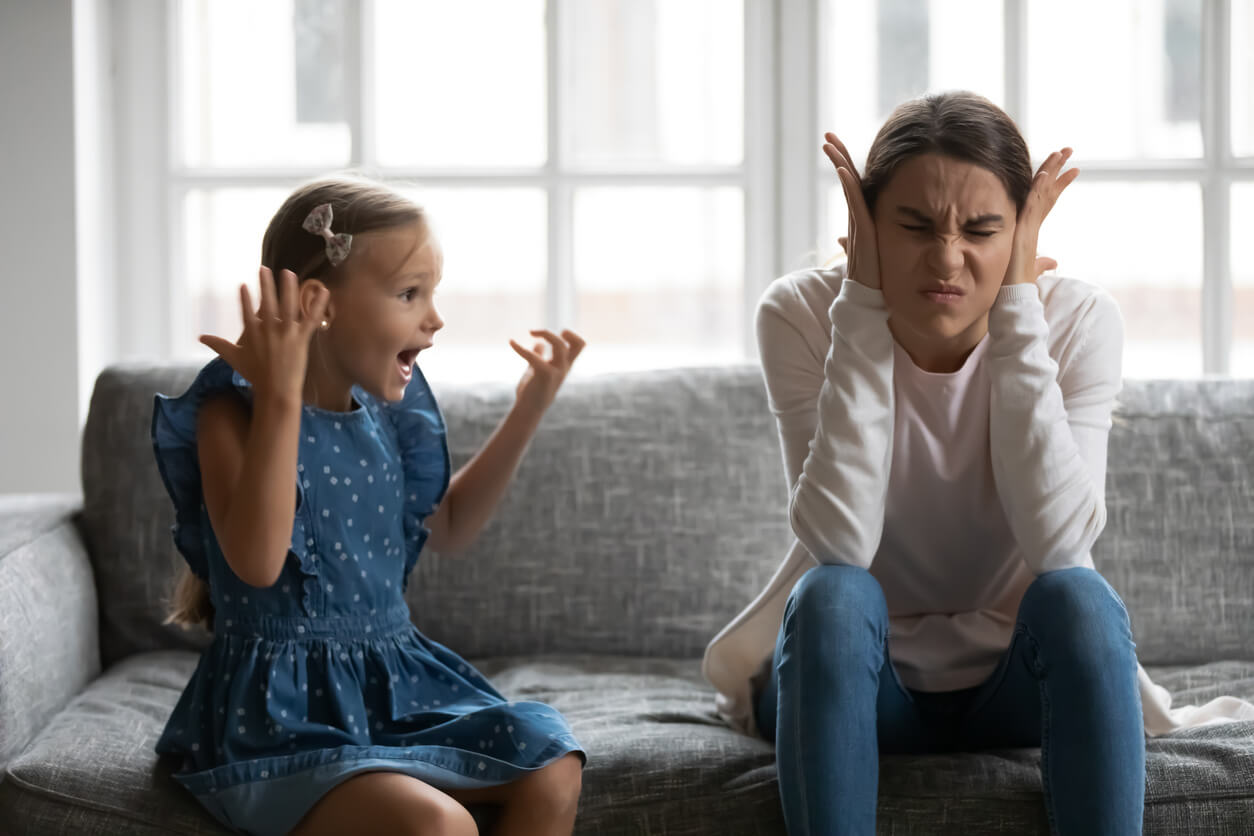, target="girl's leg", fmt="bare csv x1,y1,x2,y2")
757,564,927,836
450,753,583,836
289,771,478,836
960,567,1145,835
